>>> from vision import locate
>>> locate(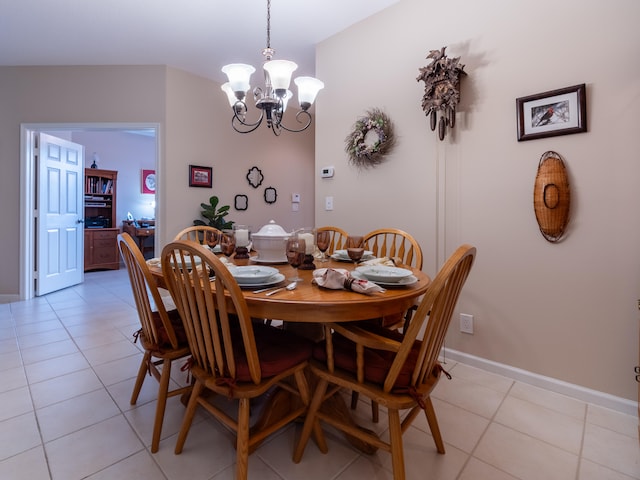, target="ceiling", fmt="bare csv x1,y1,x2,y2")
0,0,400,84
